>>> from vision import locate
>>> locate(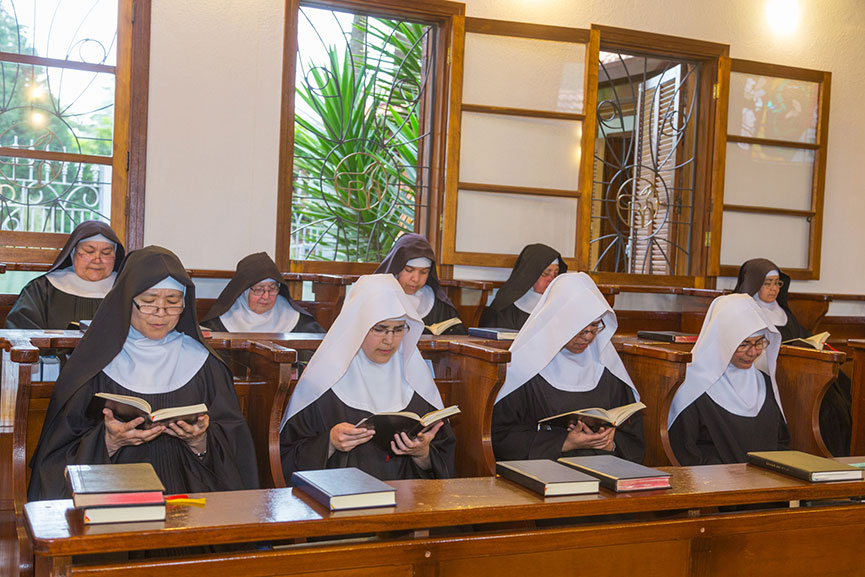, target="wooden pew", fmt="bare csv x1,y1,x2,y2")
848,339,865,456
0,330,296,577
25,464,865,577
